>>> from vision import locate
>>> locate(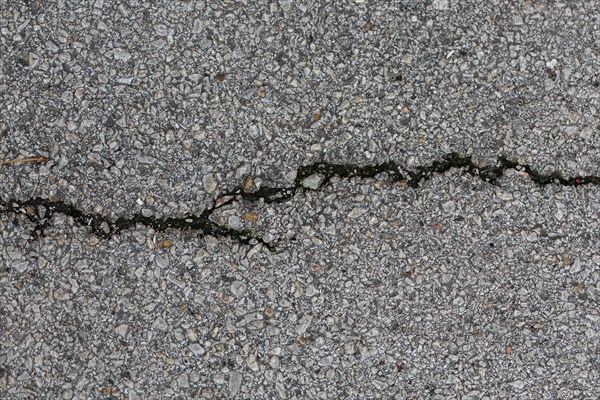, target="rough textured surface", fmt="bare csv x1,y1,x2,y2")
1,174,599,399
1,0,599,399
2,0,600,214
